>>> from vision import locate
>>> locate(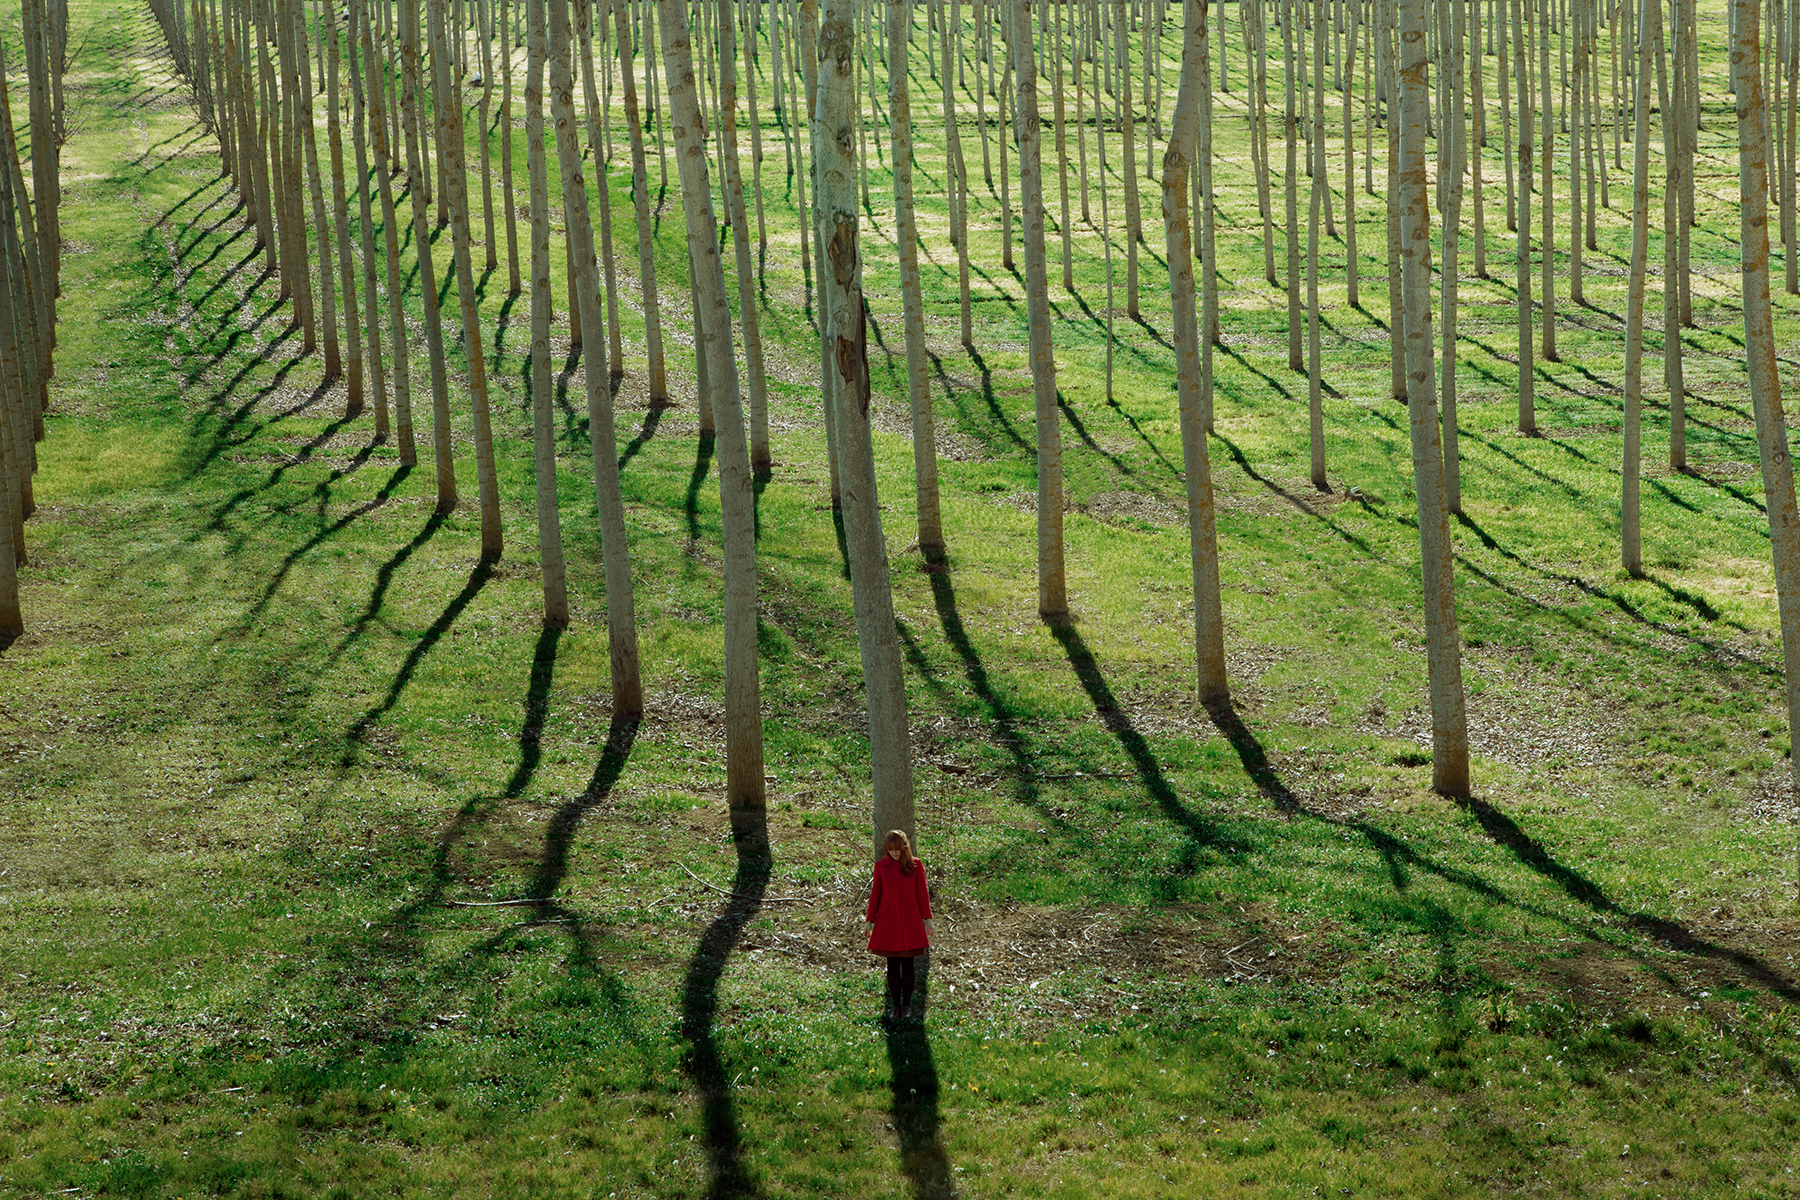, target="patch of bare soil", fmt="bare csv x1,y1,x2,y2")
1081,490,1184,530
1490,916,1800,1022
